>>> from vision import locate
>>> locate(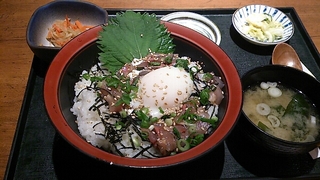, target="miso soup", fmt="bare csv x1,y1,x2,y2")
243,81,320,142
